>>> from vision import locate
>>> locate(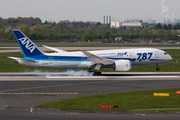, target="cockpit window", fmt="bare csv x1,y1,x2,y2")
164,53,167,55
